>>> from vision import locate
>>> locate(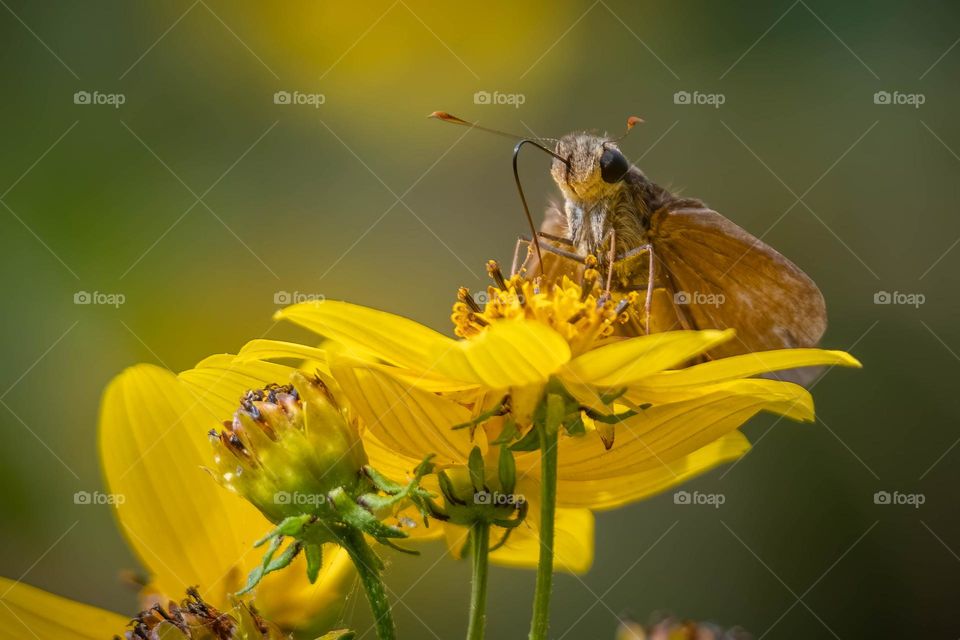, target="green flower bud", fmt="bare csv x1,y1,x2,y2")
433,446,527,533
209,372,367,524
207,371,435,601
